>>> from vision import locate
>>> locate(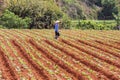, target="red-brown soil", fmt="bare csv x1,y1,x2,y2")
0,30,120,80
